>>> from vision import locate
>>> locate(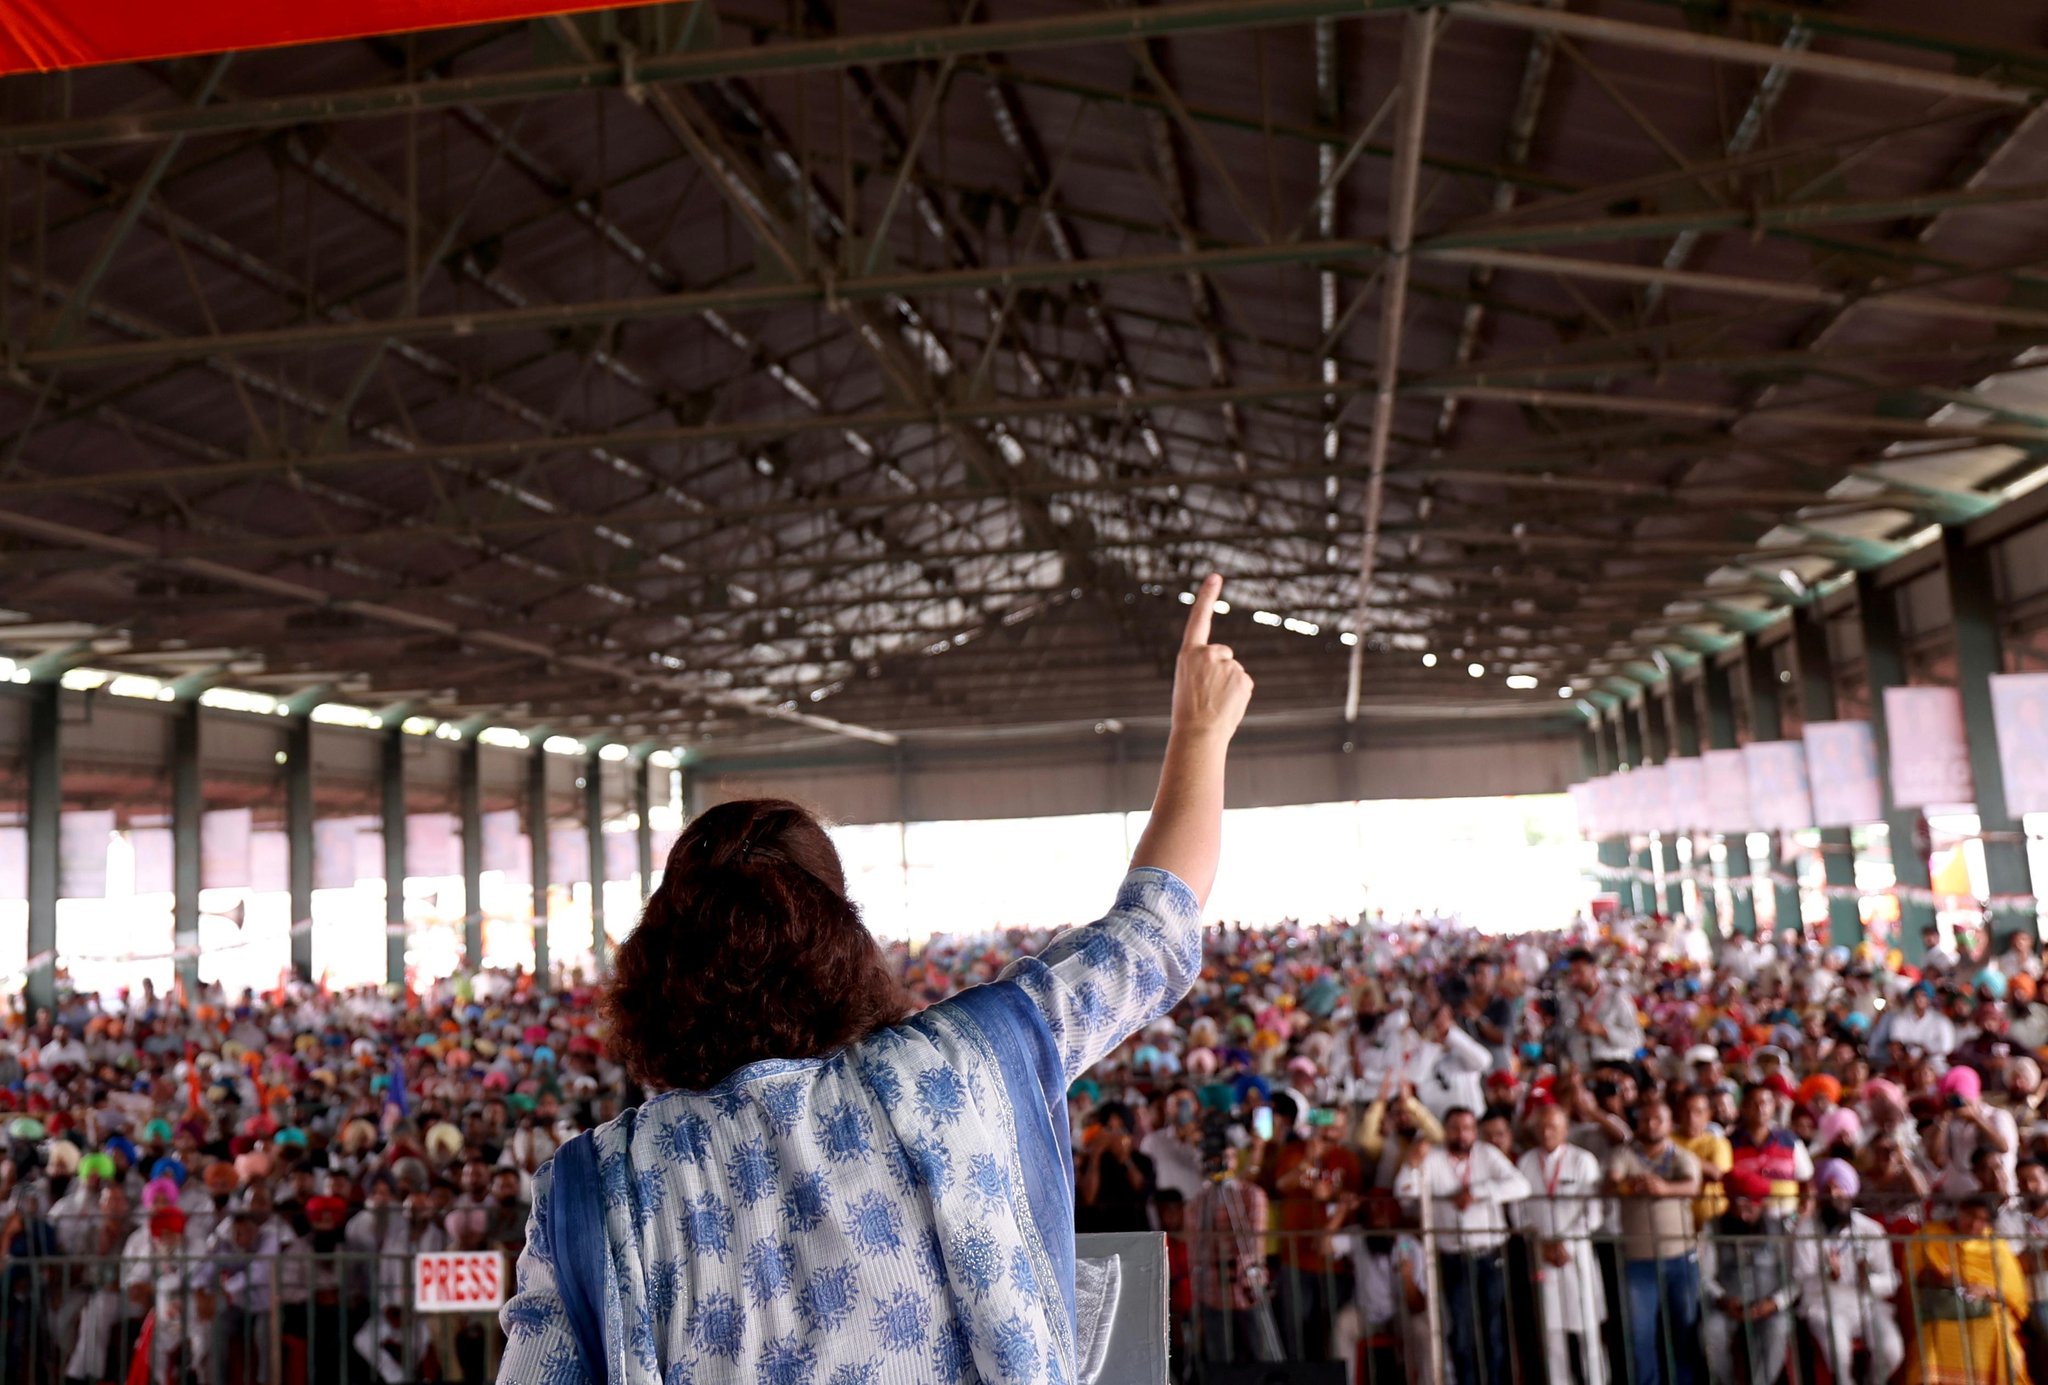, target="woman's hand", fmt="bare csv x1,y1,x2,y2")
1170,574,1253,746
